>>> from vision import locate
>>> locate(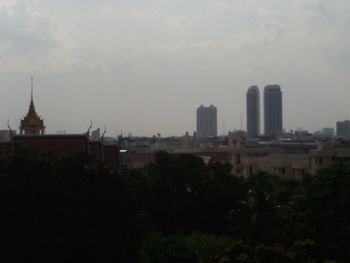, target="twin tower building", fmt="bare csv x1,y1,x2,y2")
196,85,282,139
247,85,283,138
